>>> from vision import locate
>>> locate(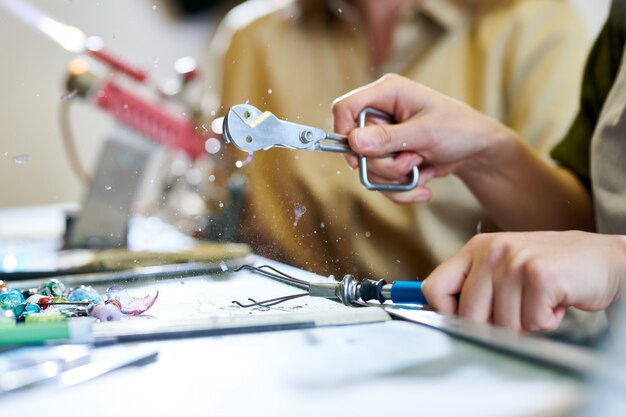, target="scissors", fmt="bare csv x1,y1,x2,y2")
222,104,419,192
